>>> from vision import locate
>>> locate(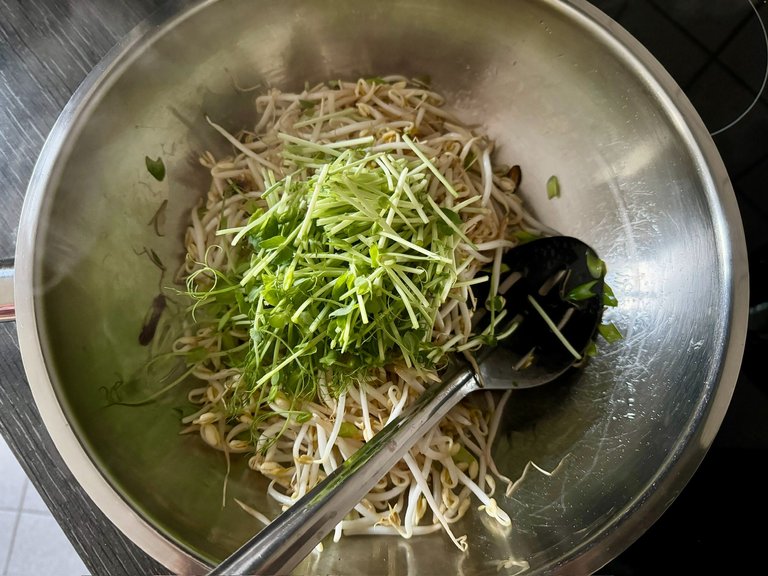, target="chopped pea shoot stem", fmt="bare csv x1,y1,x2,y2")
527,294,582,360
